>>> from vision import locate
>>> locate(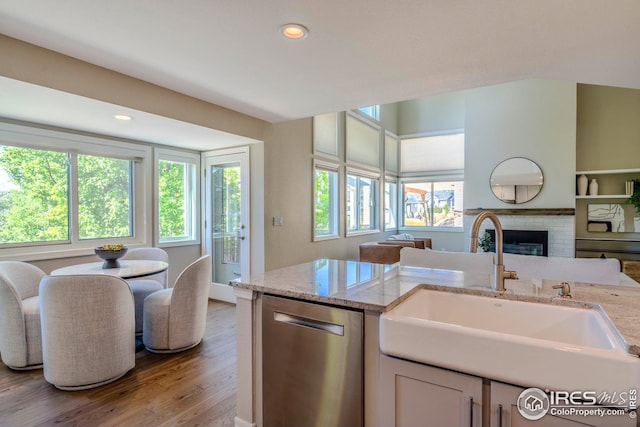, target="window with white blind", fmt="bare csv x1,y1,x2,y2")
400,131,464,230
